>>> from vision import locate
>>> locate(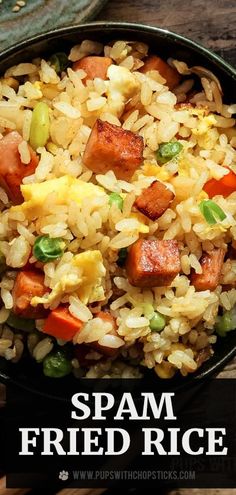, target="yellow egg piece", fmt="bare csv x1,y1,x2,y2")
106,64,139,116
11,175,106,216
192,114,217,136
198,191,208,201
73,250,106,303
143,162,169,181
130,212,149,233
31,250,106,307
